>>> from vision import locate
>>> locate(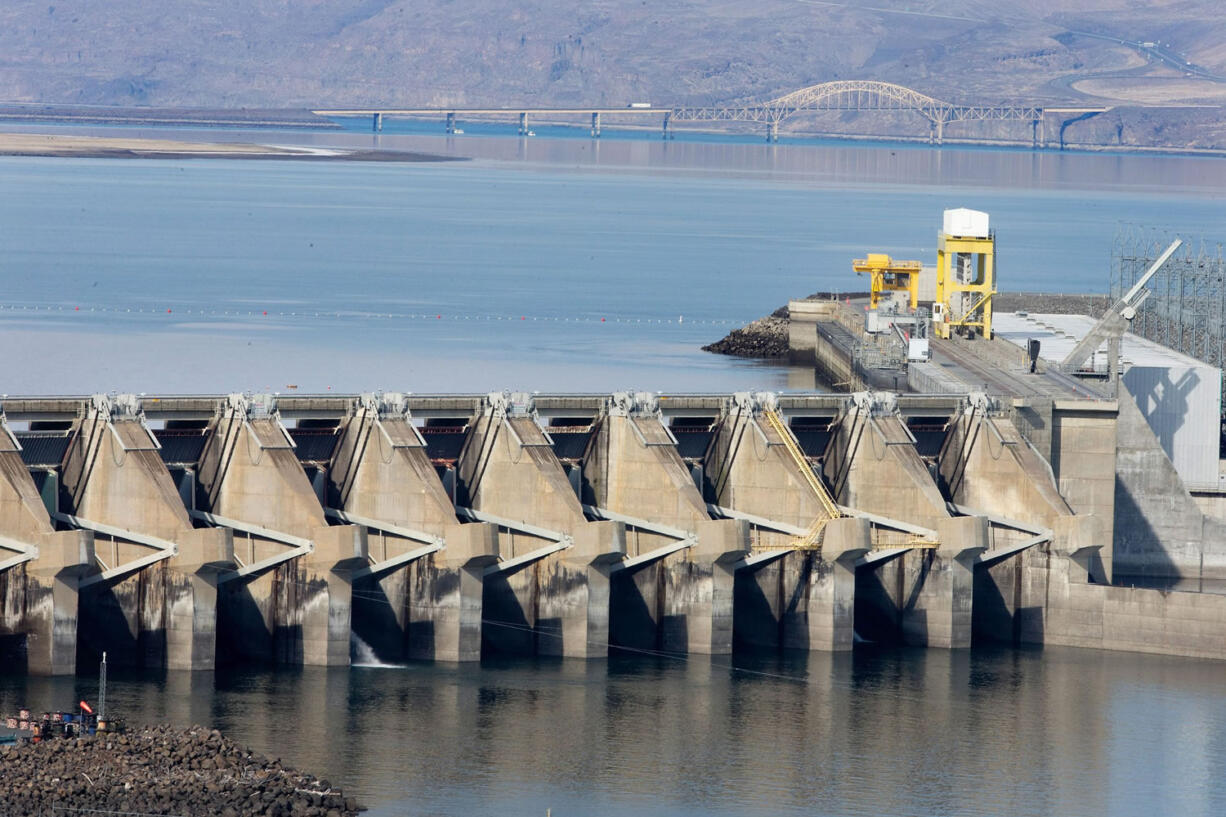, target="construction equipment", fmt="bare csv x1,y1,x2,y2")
934,208,996,339
1061,238,1182,382
854,253,923,311
761,408,842,547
